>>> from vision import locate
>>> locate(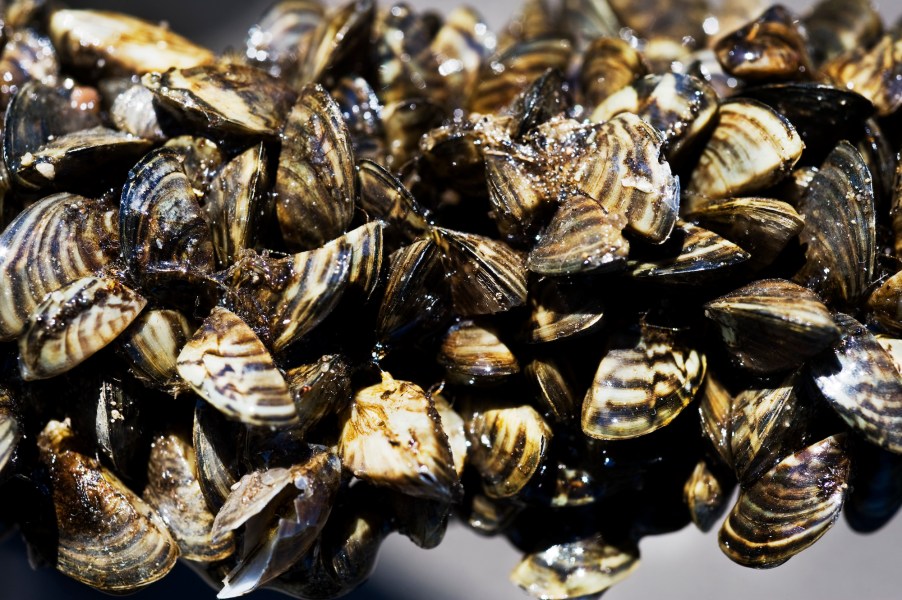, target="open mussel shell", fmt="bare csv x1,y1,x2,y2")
869,270,902,334
37,419,179,592
686,98,803,203
510,535,640,600
213,447,342,598
567,113,679,244
49,9,214,75
434,227,528,316
627,220,750,284
438,319,520,385
286,354,352,437
824,35,902,117
0,387,21,476
177,307,296,428
729,372,816,485
206,142,270,267
19,276,147,381
339,372,460,502
591,73,718,161
810,313,902,454
120,147,214,287
14,126,153,191
527,192,629,276
581,326,706,440
464,397,553,499
142,62,295,138
704,279,840,374
684,459,732,533
0,192,118,340
719,434,851,568
143,432,235,562
276,83,355,250
579,36,647,109
228,242,350,353
803,0,883,66
119,308,193,393
714,5,811,82
794,141,875,308
525,276,605,343
686,197,804,270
